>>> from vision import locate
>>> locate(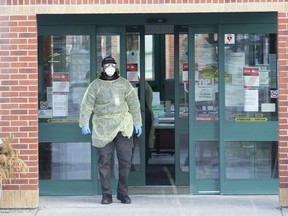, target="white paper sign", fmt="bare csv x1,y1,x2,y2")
225,34,235,44
244,89,259,112
52,94,68,117
261,103,276,112
195,85,214,102
152,92,160,106
225,51,245,85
